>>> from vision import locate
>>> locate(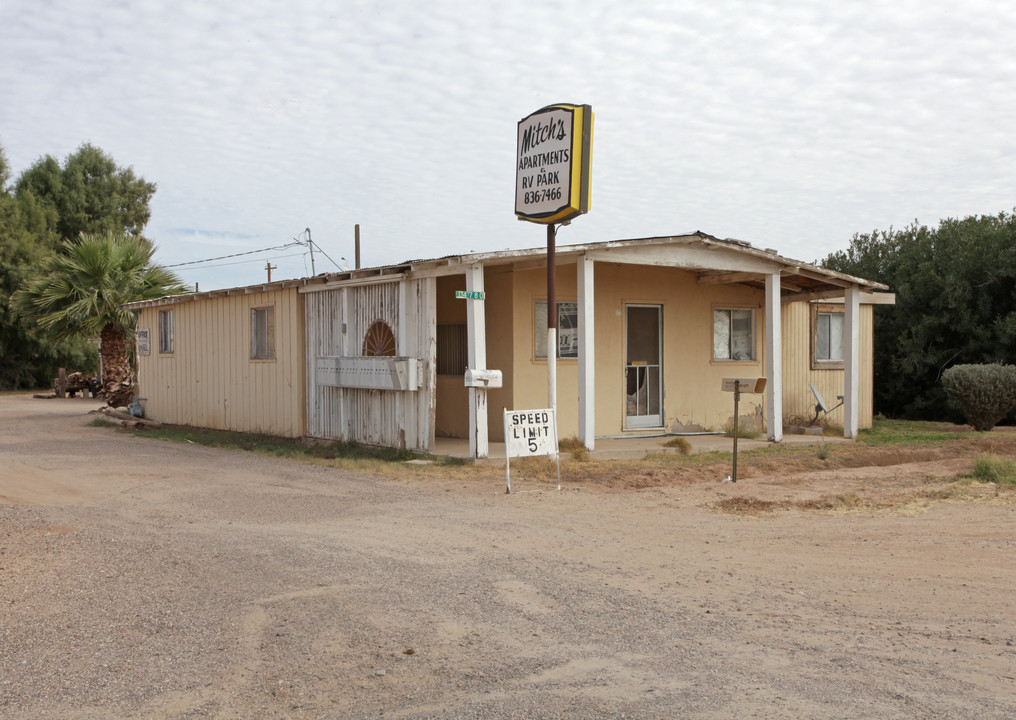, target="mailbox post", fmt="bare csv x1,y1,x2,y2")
721,377,767,482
